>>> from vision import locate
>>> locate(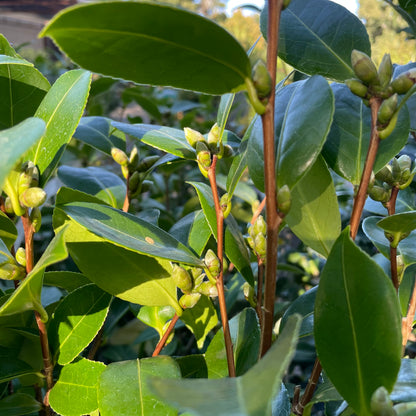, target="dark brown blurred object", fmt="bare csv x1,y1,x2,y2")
0,0,77,17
